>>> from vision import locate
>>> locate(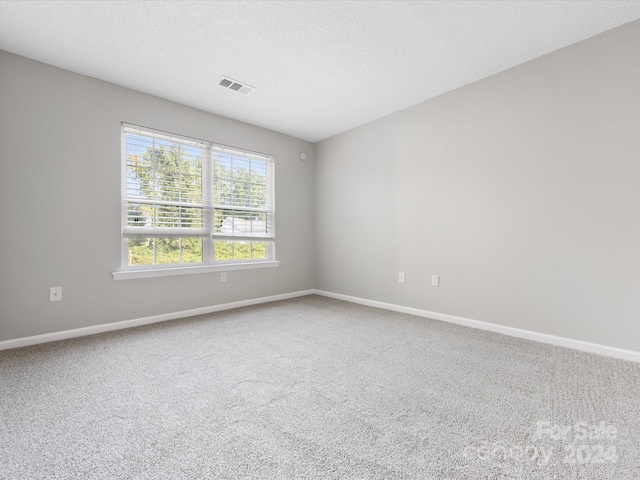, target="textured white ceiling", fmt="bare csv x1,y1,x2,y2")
1,1,640,142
